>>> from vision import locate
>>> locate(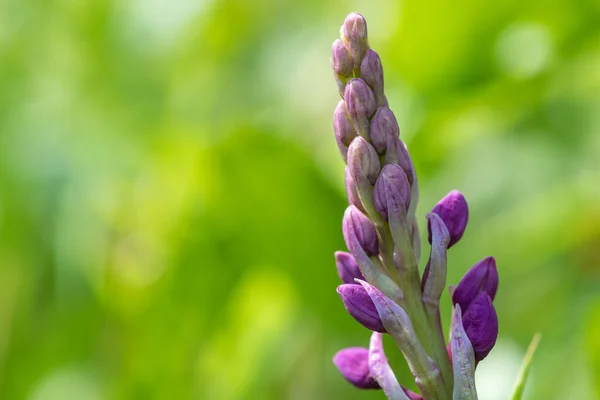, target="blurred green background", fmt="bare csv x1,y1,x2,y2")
1,0,599,399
